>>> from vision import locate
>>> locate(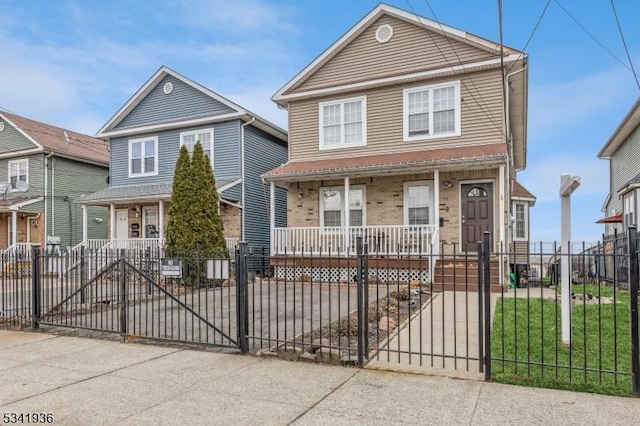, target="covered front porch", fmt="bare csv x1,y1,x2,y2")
0,197,44,256
77,182,241,256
